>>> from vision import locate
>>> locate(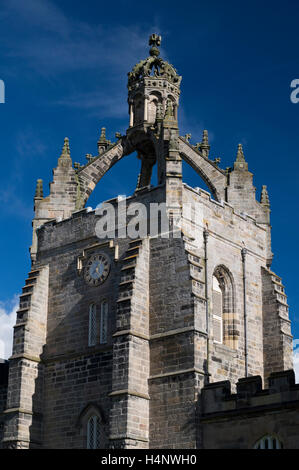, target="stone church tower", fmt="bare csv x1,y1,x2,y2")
0,34,295,449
